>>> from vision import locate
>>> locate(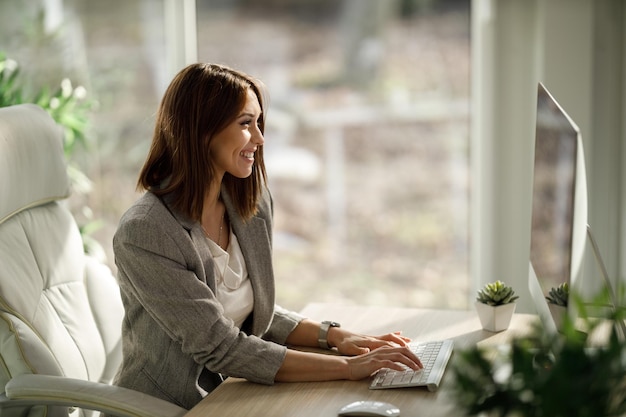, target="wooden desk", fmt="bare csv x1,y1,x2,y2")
184,303,536,417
